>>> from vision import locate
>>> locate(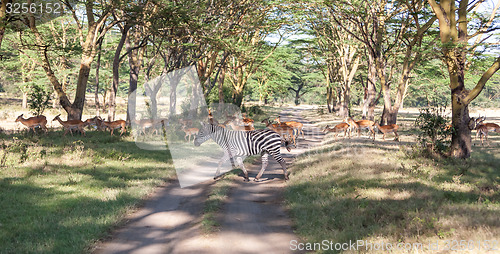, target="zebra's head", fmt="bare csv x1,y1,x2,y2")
193,122,213,147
